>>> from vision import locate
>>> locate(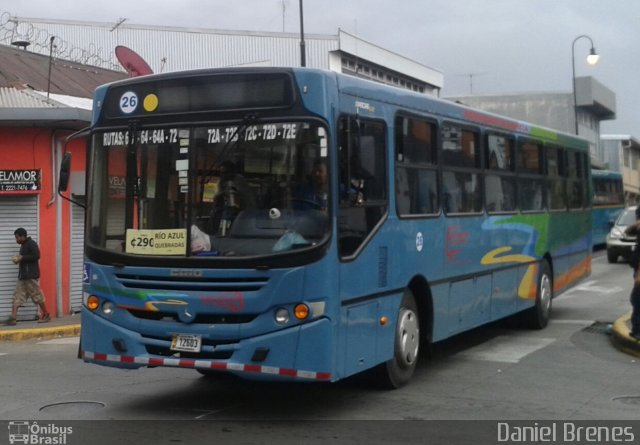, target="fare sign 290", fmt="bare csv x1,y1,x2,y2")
125,229,187,256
